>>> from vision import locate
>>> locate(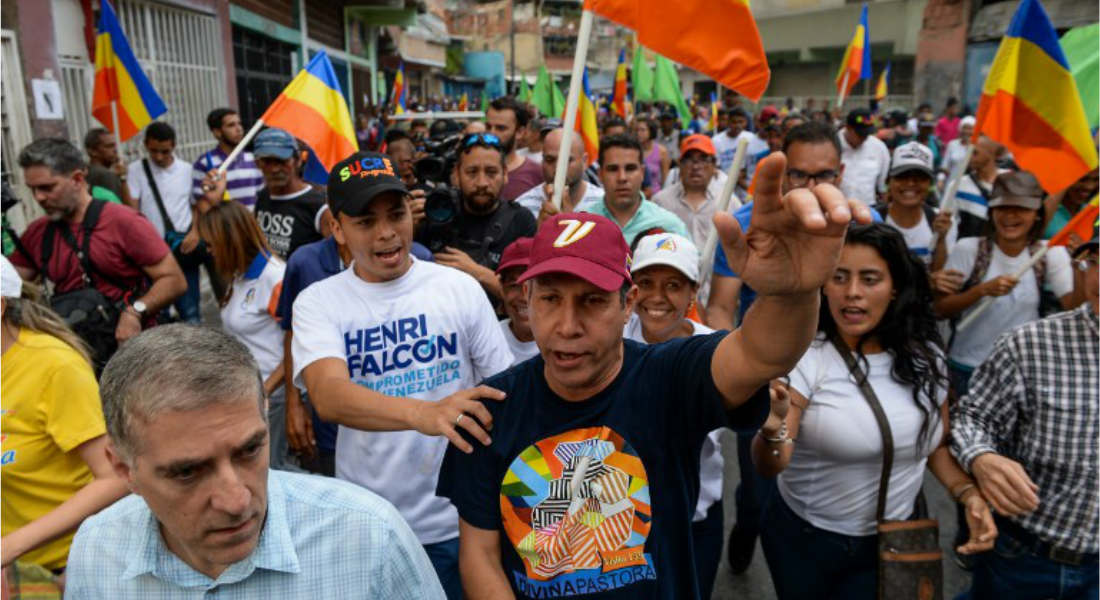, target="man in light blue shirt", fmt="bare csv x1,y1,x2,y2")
579,133,690,246
64,324,443,599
